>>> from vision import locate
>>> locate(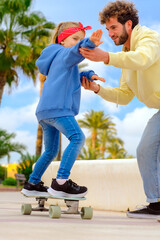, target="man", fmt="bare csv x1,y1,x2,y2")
80,0,160,219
